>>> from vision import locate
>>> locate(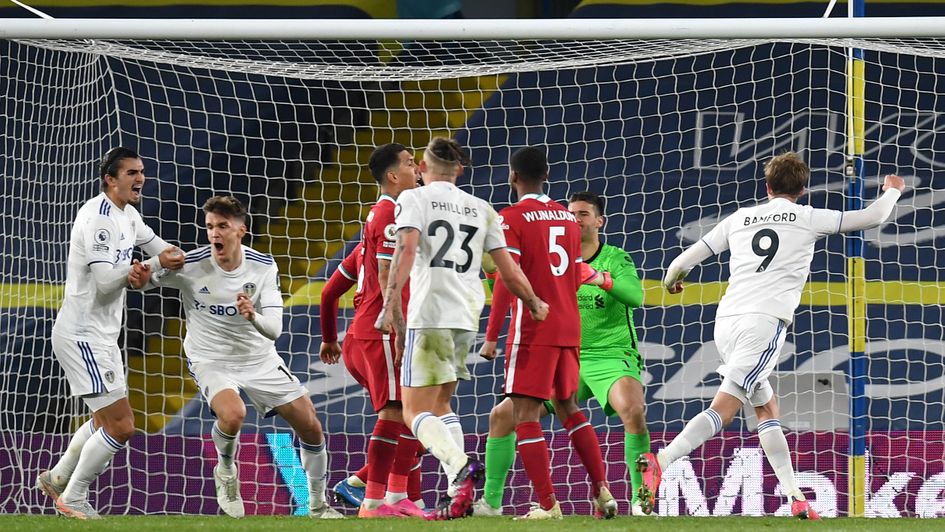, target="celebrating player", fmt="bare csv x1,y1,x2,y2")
638,153,906,519
479,148,615,520
37,147,184,520
375,137,547,520
476,190,650,517
135,196,342,519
